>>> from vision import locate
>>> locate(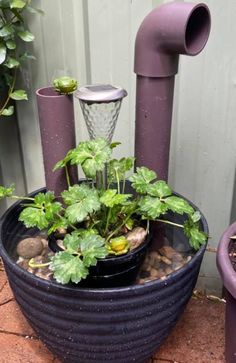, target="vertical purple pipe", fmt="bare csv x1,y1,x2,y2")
135,76,175,181
36,87,78,197
134,2,211,181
